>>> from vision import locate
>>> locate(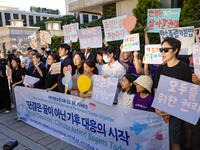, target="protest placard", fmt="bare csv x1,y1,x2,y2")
91,75,118,106
194,27,200,43
147,8,181,33
192,43,200,78
40,31,51,45
159,26,194,55
63,23,79,43
122,33,140,51
102,15,128,42
15,86,169,150
23,75,39,86
30,39,38,49
152,75,200,125
143,44,162,64
16,39,22,50
76,26,102,49
51,62,61,75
